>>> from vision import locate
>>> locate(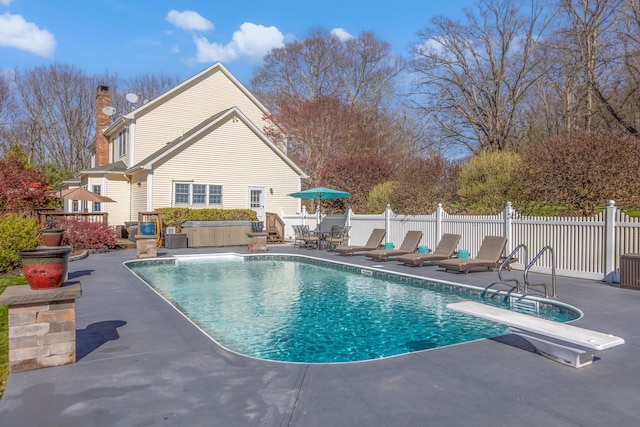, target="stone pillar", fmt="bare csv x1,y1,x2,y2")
0,282,82,372
135,235,158,258
247,232,268,253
